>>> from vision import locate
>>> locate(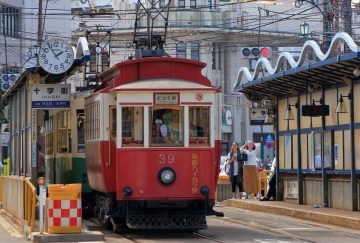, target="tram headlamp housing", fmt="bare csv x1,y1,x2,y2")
158,167,176,185
200,186,210,197
123,186,132,197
